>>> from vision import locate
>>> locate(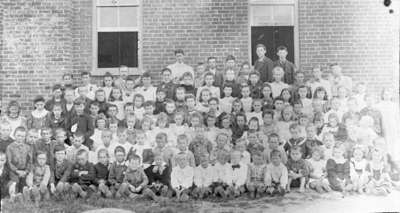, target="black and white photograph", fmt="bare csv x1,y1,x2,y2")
0,0,399,212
